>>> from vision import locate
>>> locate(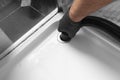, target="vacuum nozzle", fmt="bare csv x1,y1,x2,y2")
60,32,71,42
